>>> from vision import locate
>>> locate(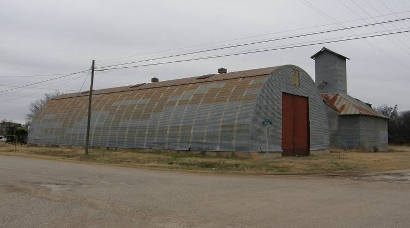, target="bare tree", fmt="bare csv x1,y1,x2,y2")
26,91,61,125
376,105,410,144
376,104,398,119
